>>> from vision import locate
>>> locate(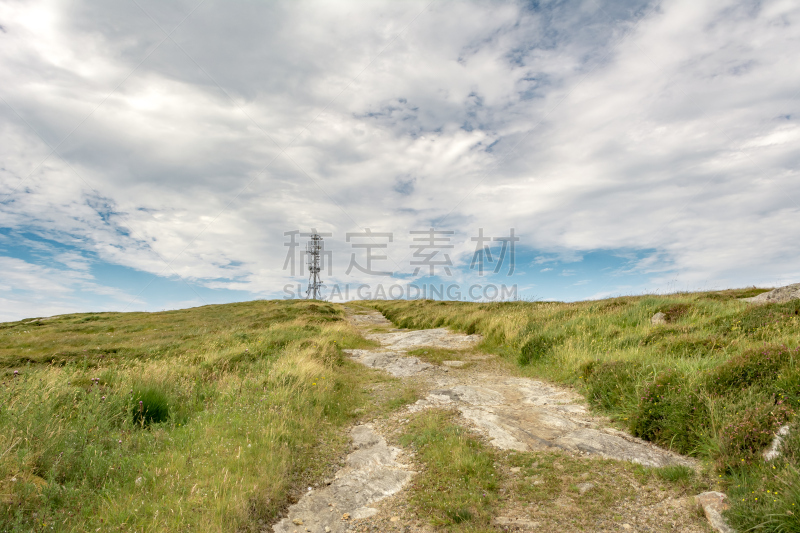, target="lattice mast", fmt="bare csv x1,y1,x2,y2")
305,233,323,300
